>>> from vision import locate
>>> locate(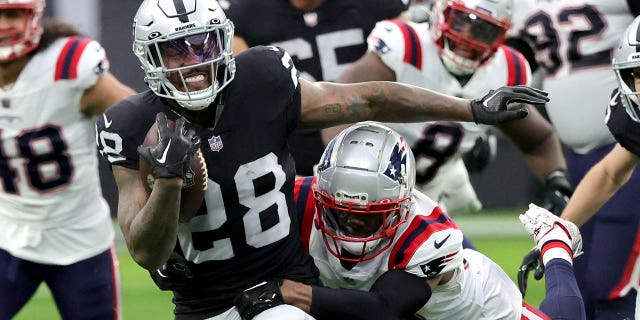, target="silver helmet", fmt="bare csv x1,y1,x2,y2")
314,122,415,262
132,0,235,111
612,15,640,122
431,0,513,76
